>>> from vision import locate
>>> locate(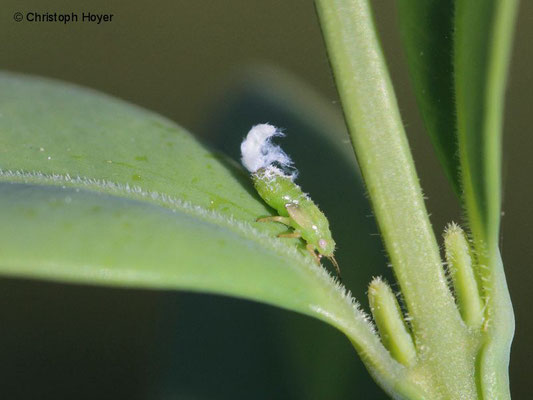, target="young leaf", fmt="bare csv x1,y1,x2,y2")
396,0,460,196
455,2,518,399
455,0,518,248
